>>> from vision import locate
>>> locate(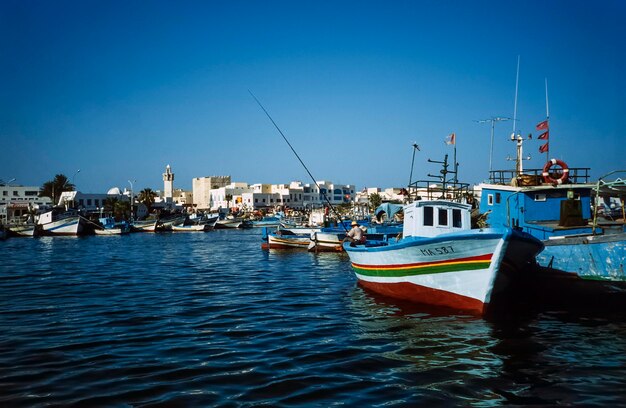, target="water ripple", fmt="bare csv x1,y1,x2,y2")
2,230,626,406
